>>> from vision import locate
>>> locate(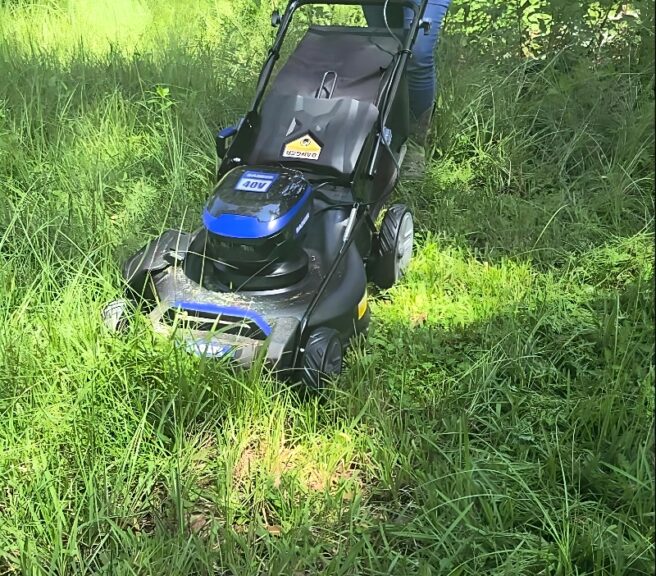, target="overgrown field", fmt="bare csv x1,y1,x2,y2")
0,0,654,574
